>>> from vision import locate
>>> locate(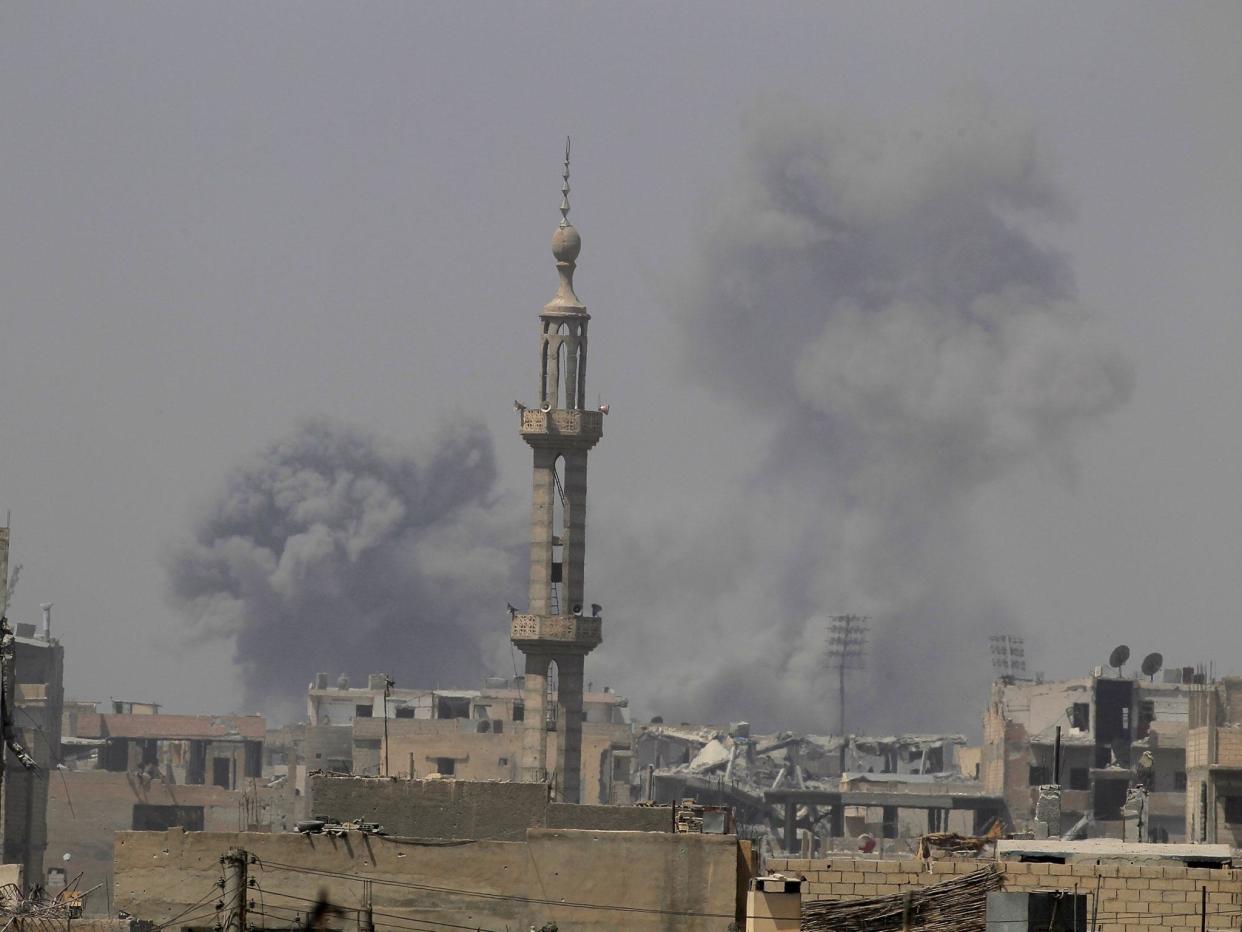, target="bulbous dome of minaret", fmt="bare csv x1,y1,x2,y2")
551,223,581,264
